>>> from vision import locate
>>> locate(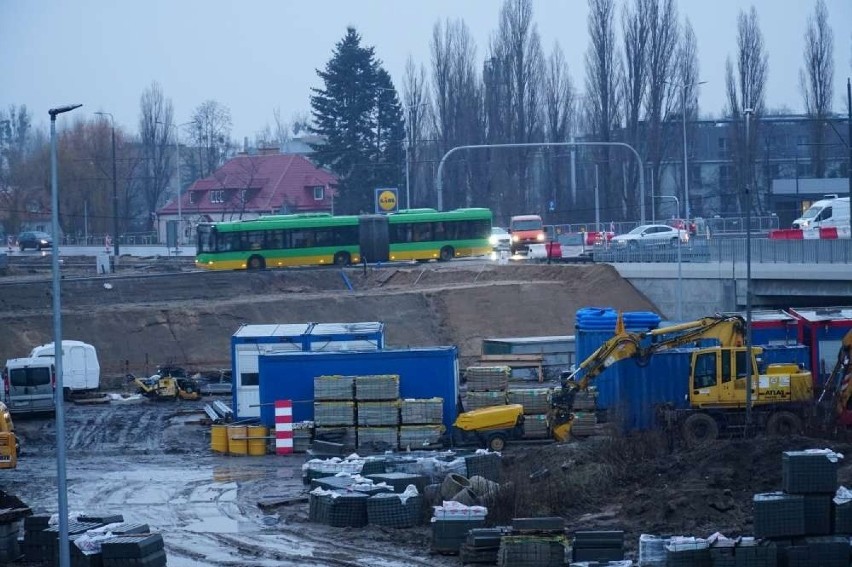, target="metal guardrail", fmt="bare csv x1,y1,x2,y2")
594,238,852,264
550,215,781,238
61,232,160,246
